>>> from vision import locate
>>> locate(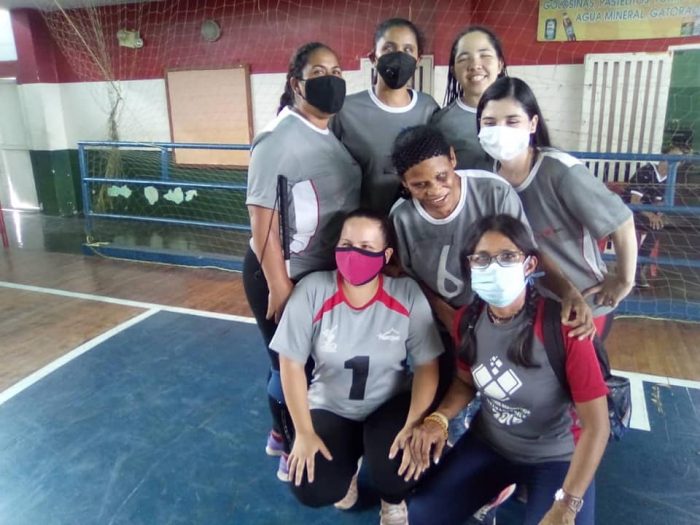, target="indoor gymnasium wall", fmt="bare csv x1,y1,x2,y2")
6,1,699,214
